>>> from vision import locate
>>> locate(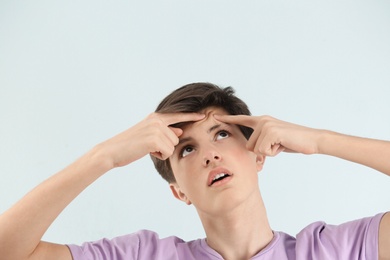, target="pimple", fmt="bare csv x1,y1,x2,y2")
191,109,214,125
